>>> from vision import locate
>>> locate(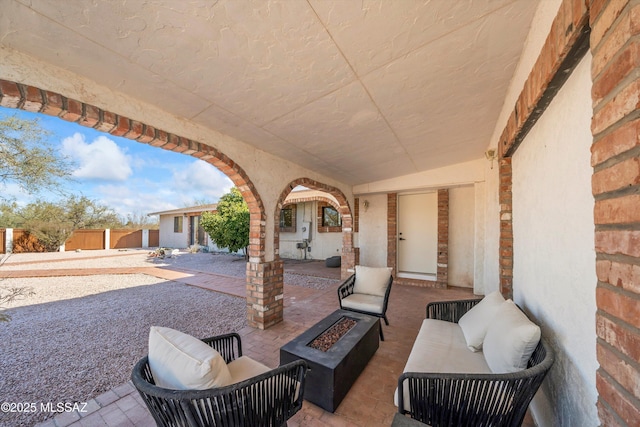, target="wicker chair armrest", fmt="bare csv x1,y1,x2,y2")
426,298,482,323
337,274,356,302
201,332,242,363
397,340,554,427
